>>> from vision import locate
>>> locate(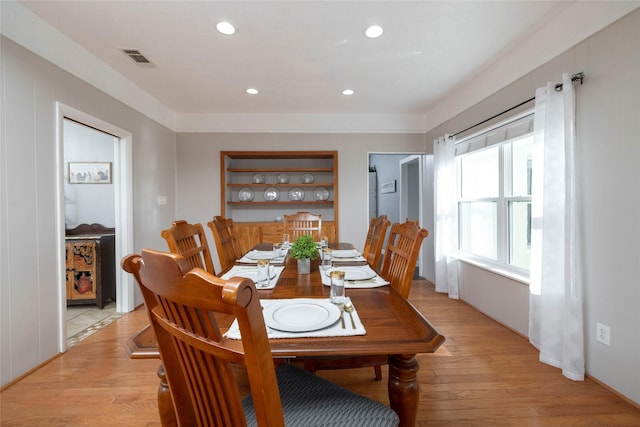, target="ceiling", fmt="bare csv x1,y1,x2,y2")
9,1,640,132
